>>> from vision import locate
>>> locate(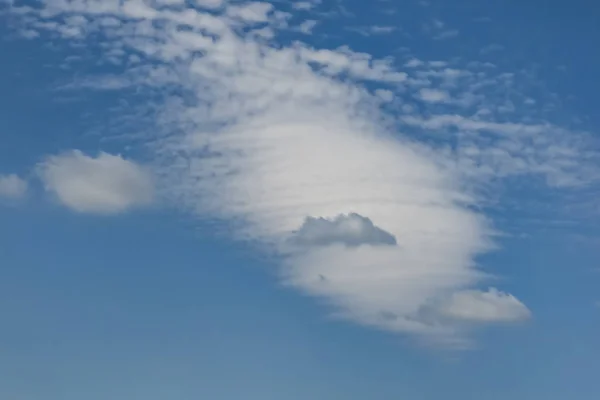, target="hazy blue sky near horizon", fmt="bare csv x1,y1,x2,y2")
1,0,600,399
